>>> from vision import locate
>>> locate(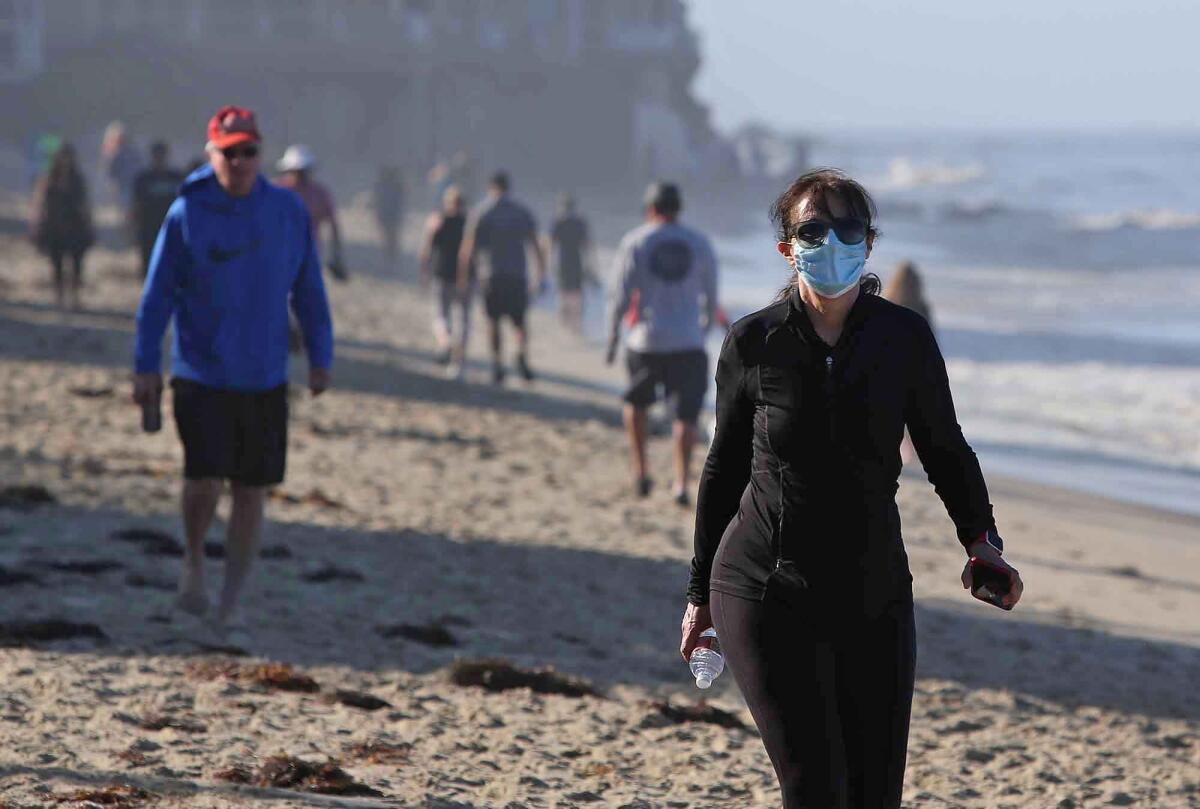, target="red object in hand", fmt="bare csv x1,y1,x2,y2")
624,289,641,327
968,556,1013,610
